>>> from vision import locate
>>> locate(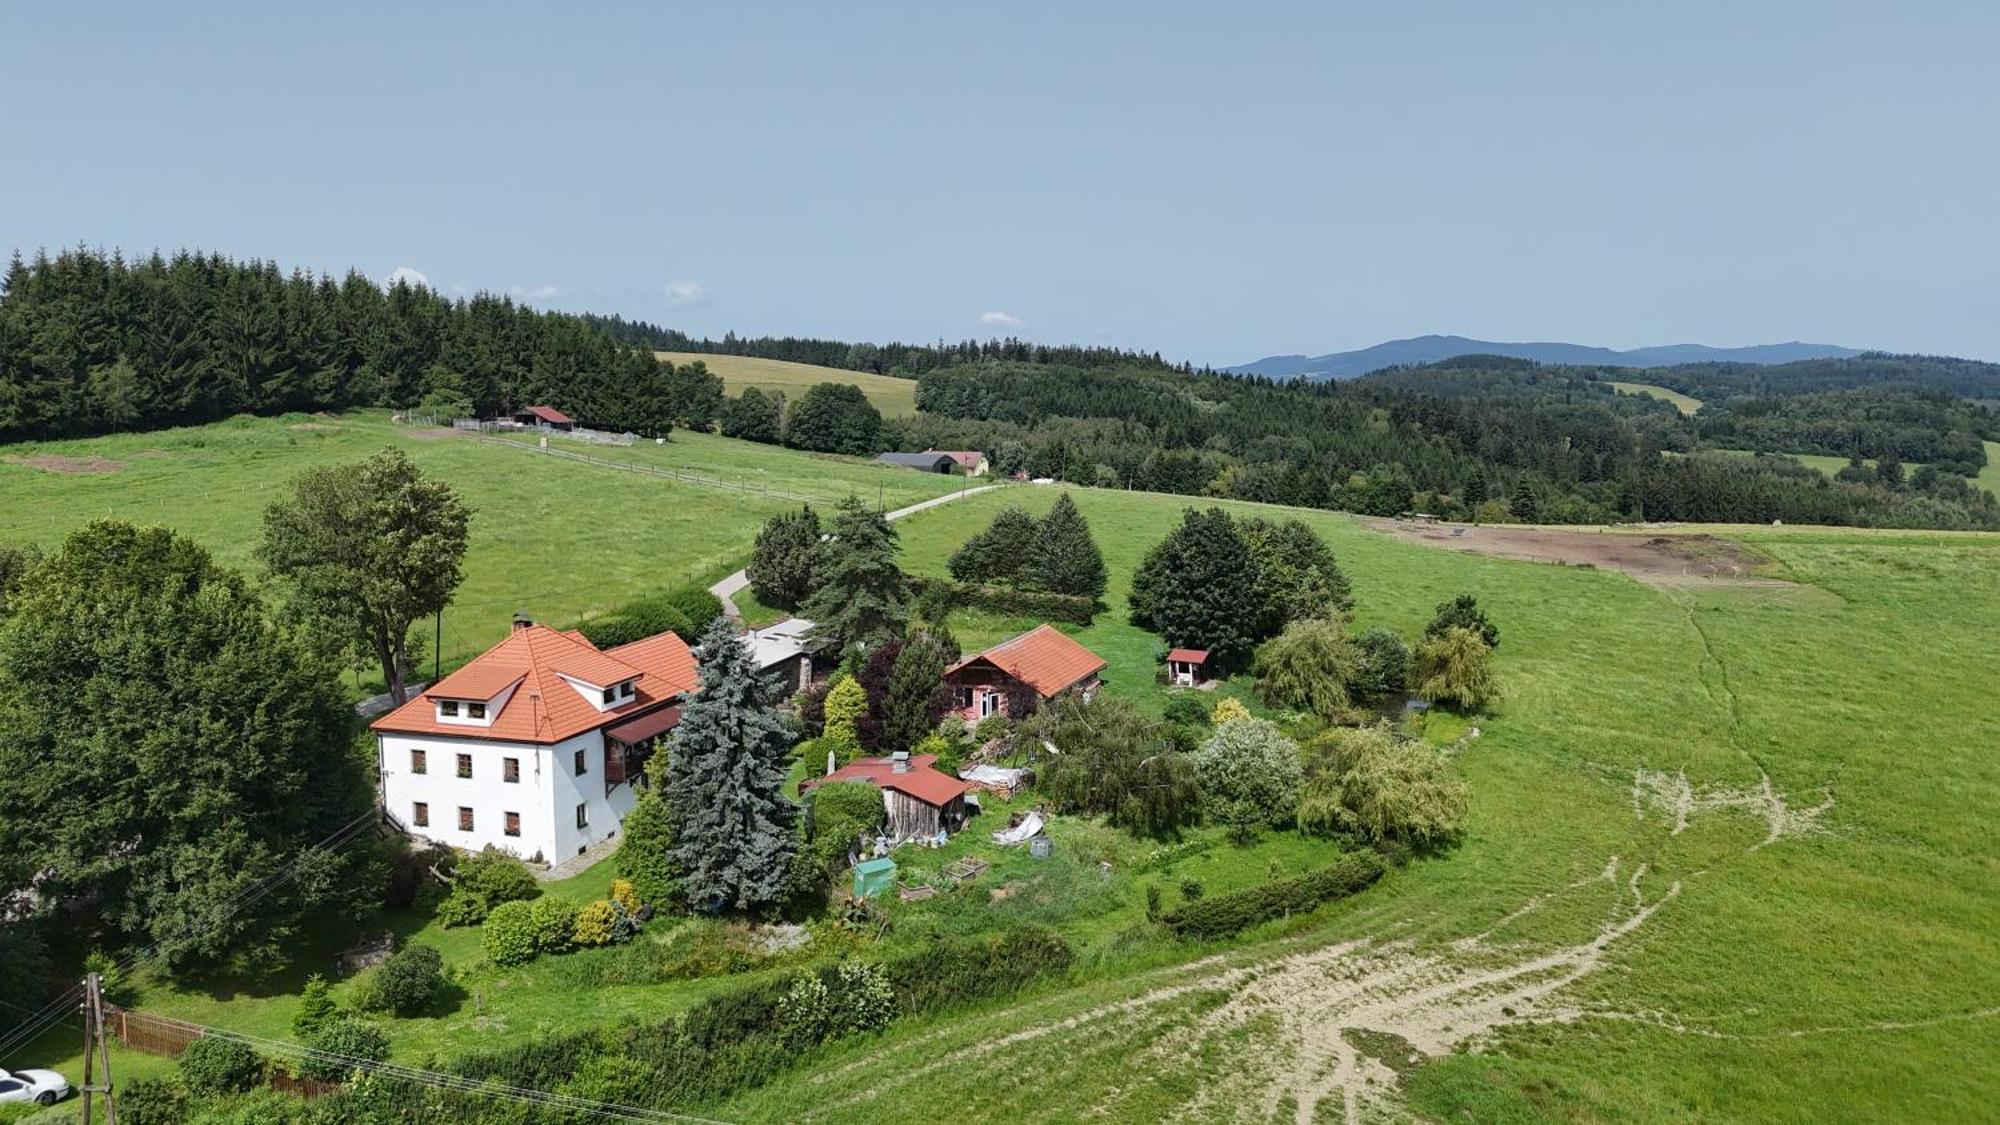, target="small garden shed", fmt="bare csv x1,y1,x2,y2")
852,857,897,900
1166,648,1211,687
